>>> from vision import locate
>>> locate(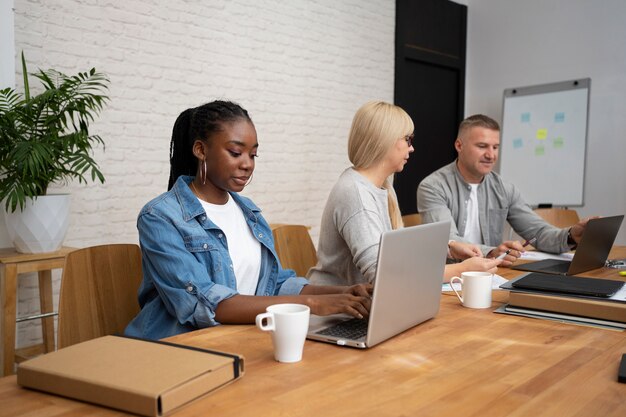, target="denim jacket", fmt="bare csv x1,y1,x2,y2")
124,176,308,339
